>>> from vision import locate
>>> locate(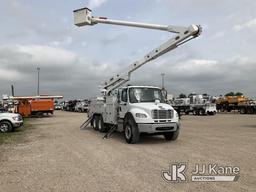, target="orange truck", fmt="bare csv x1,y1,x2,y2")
11,96,63,117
